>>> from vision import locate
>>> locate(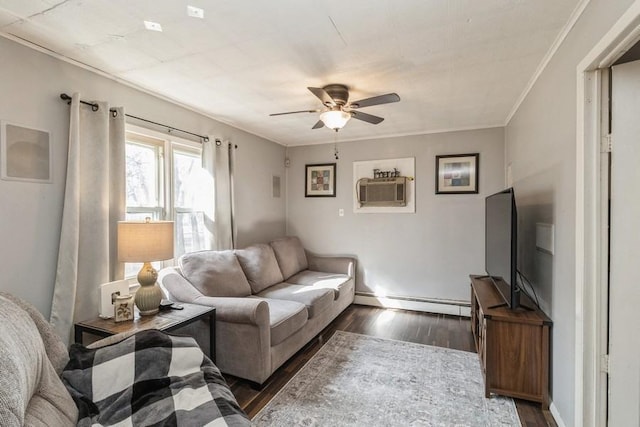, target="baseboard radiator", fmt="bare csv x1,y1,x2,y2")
354,292,471,317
